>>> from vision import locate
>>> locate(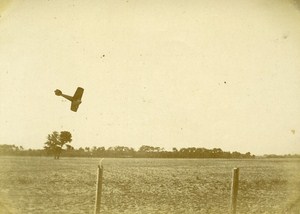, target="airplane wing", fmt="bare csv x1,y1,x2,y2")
73,87,84,101
70,87,84,112
71,102,80,112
